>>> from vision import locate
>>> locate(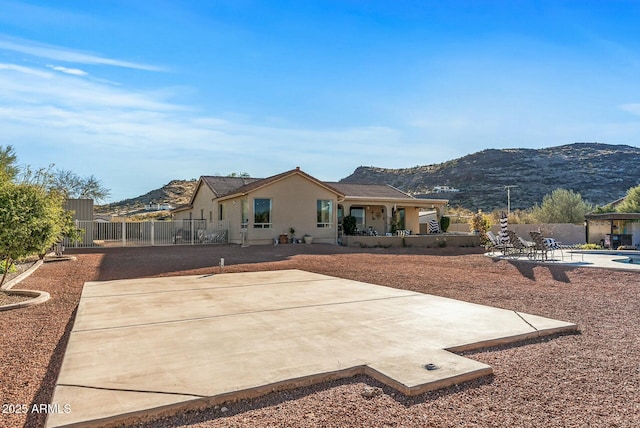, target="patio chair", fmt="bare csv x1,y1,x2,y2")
529,231,550,260
505,230,534,258
544,237,564,260
485,231,505,254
